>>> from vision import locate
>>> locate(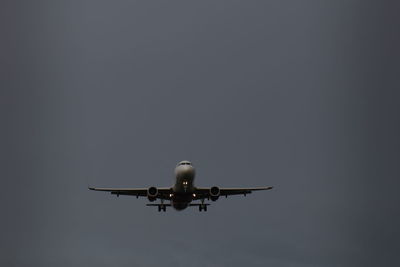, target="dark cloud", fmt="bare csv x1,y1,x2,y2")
1,1,399,266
